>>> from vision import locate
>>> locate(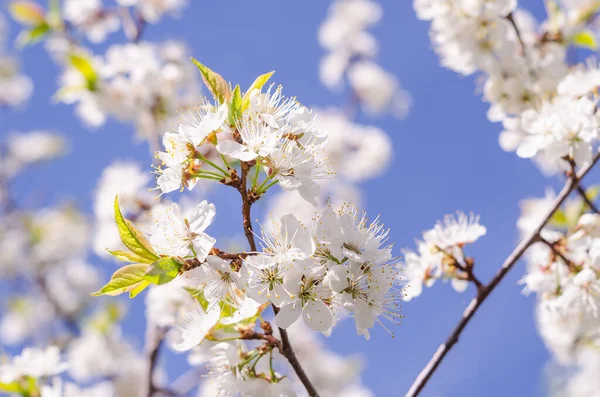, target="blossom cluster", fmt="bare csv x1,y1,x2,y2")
9,0,199,142
319,0,411,118
154,67,332,206
61,0,186,43
414,0,600,173
401,212,487,300
147,278,374,397
516,190,600,396
58,41,201,139
132,200,403,339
